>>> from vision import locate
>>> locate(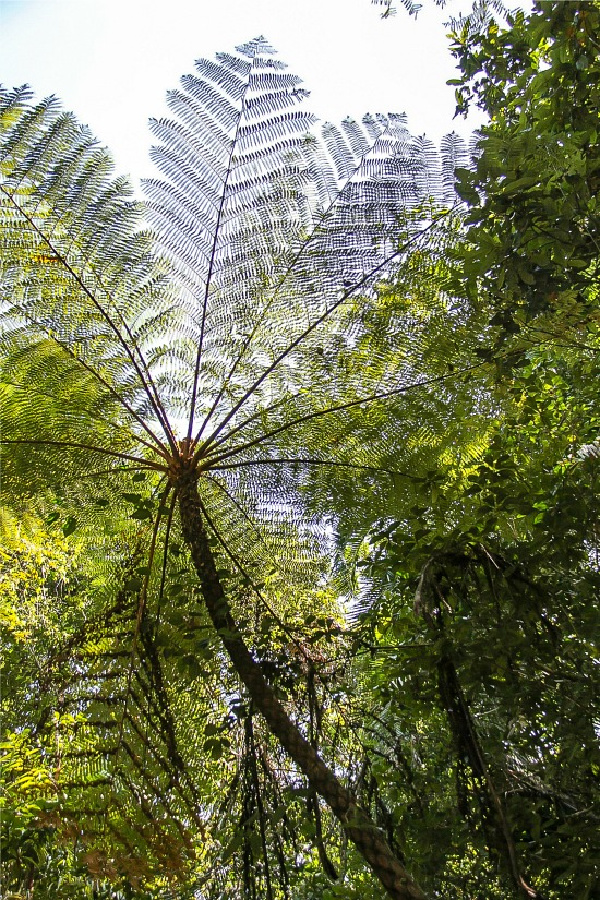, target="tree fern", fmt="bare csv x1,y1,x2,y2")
1,40,471,900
